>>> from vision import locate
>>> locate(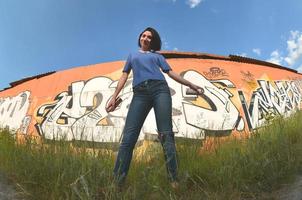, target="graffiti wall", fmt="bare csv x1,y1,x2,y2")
0,52,301,143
